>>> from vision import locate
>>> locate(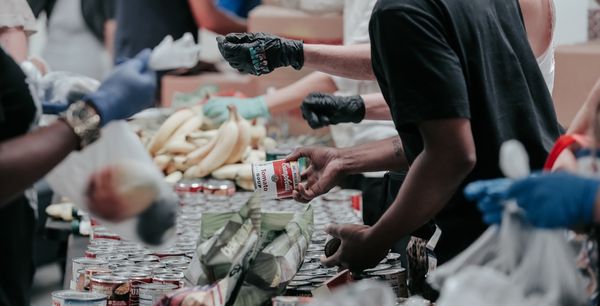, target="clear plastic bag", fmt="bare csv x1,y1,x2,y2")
304,280,398,306
45,122,177,247
429,204,587,306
